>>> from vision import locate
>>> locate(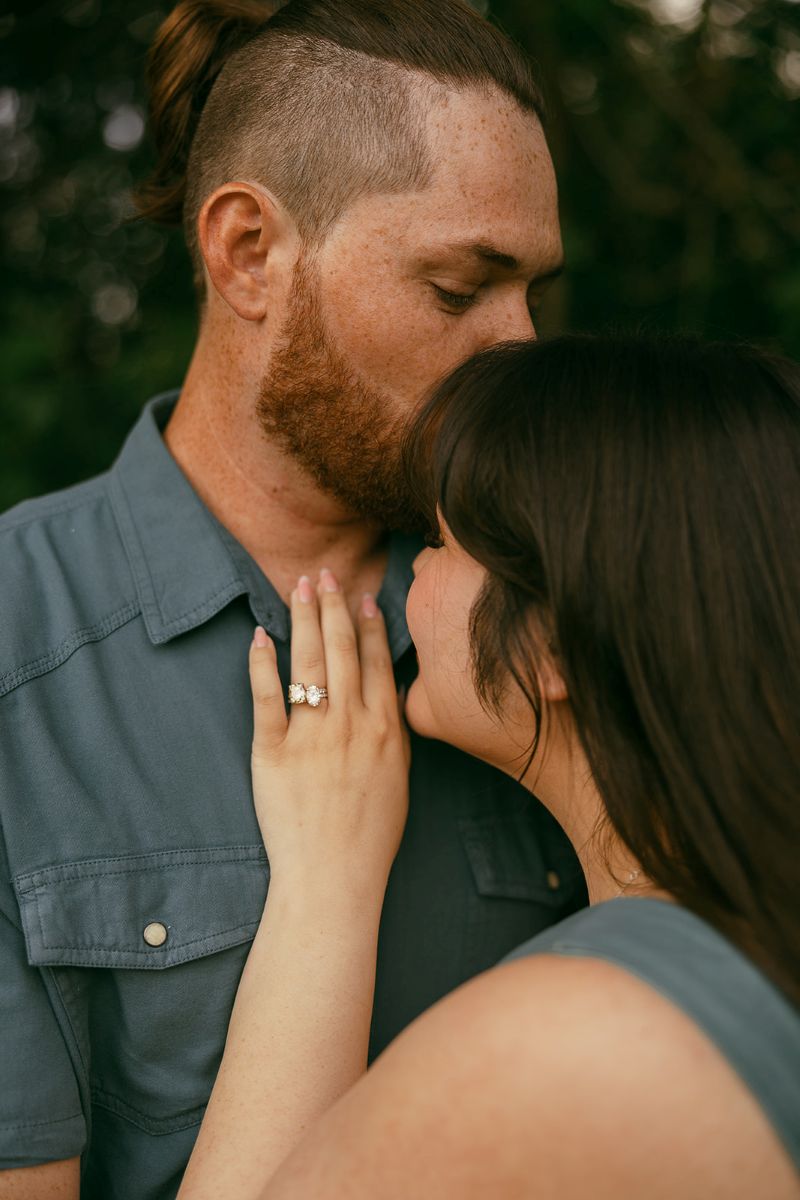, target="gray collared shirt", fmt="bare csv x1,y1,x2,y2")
0,394,585,1192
